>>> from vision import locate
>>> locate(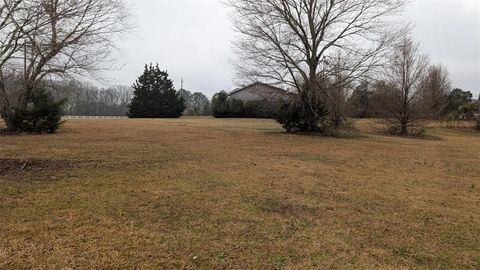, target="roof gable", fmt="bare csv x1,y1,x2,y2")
229,82,288,95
